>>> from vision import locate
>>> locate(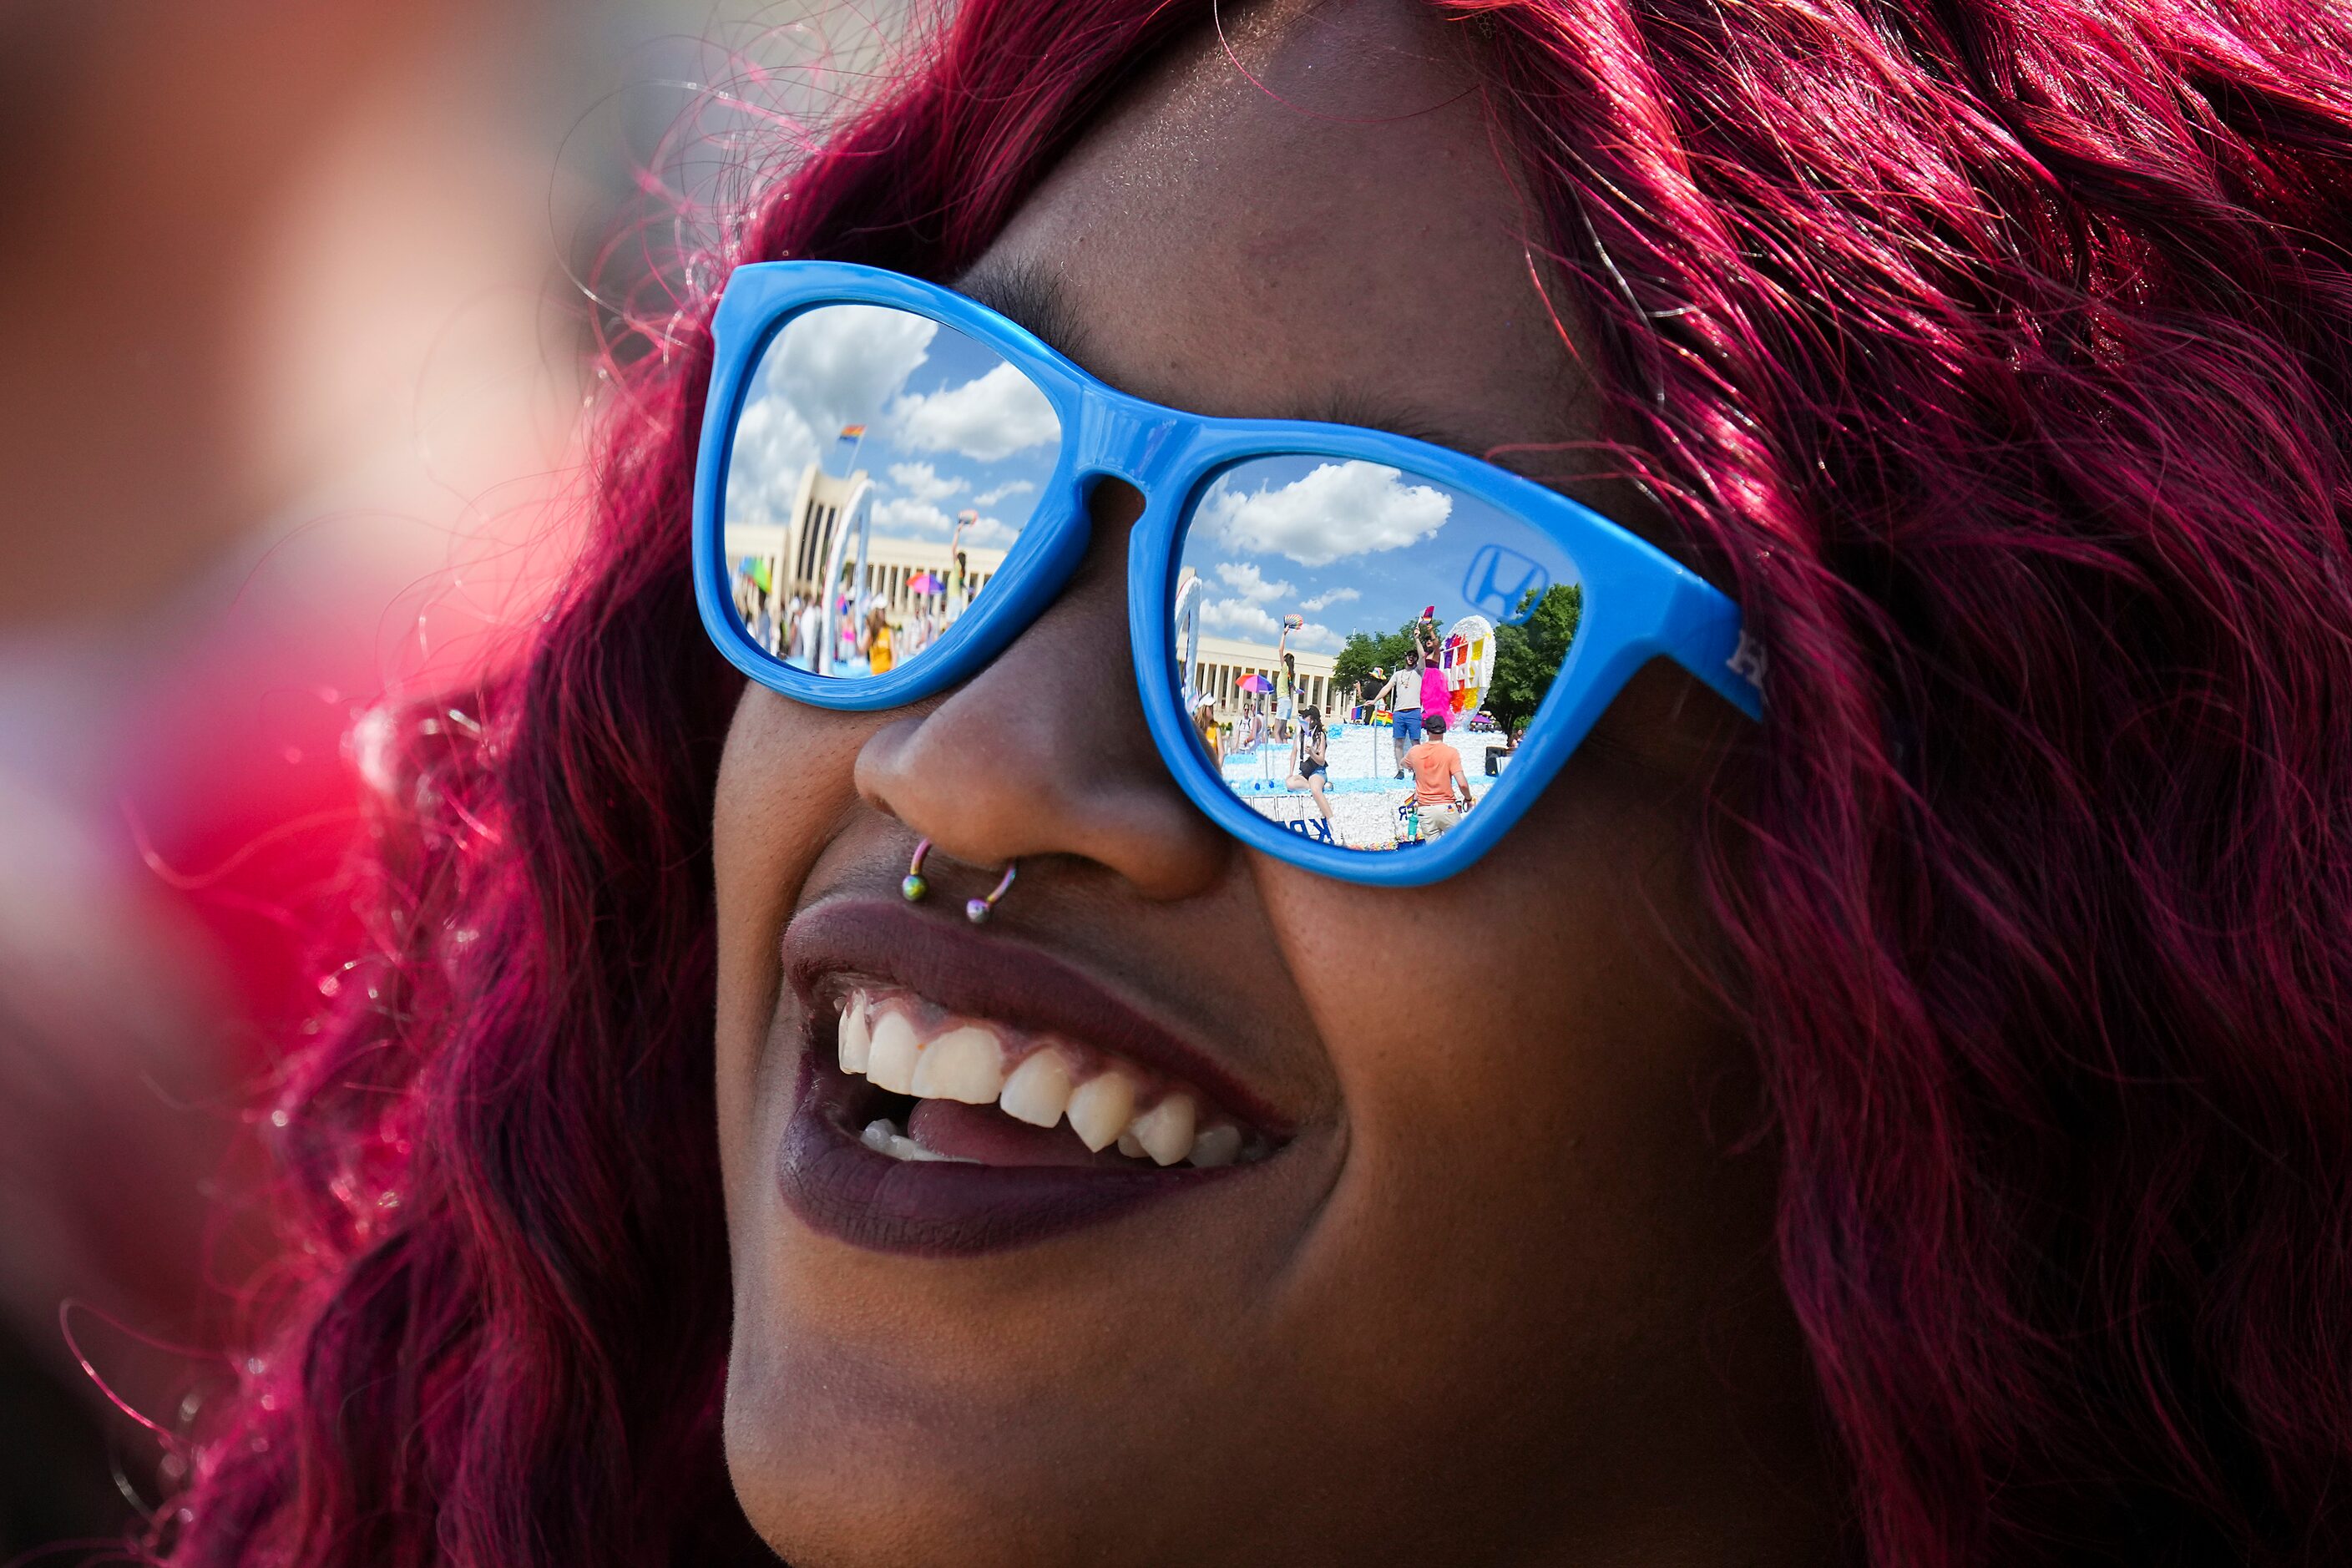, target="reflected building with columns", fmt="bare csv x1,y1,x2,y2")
1171,567,1344,725
724,463,1008,665
1186,637,1341,724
